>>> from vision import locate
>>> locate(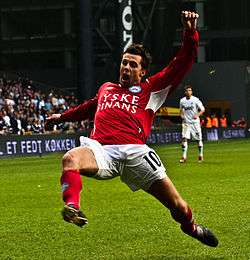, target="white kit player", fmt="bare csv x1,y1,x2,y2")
46,11,218,247
179,85,205,163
